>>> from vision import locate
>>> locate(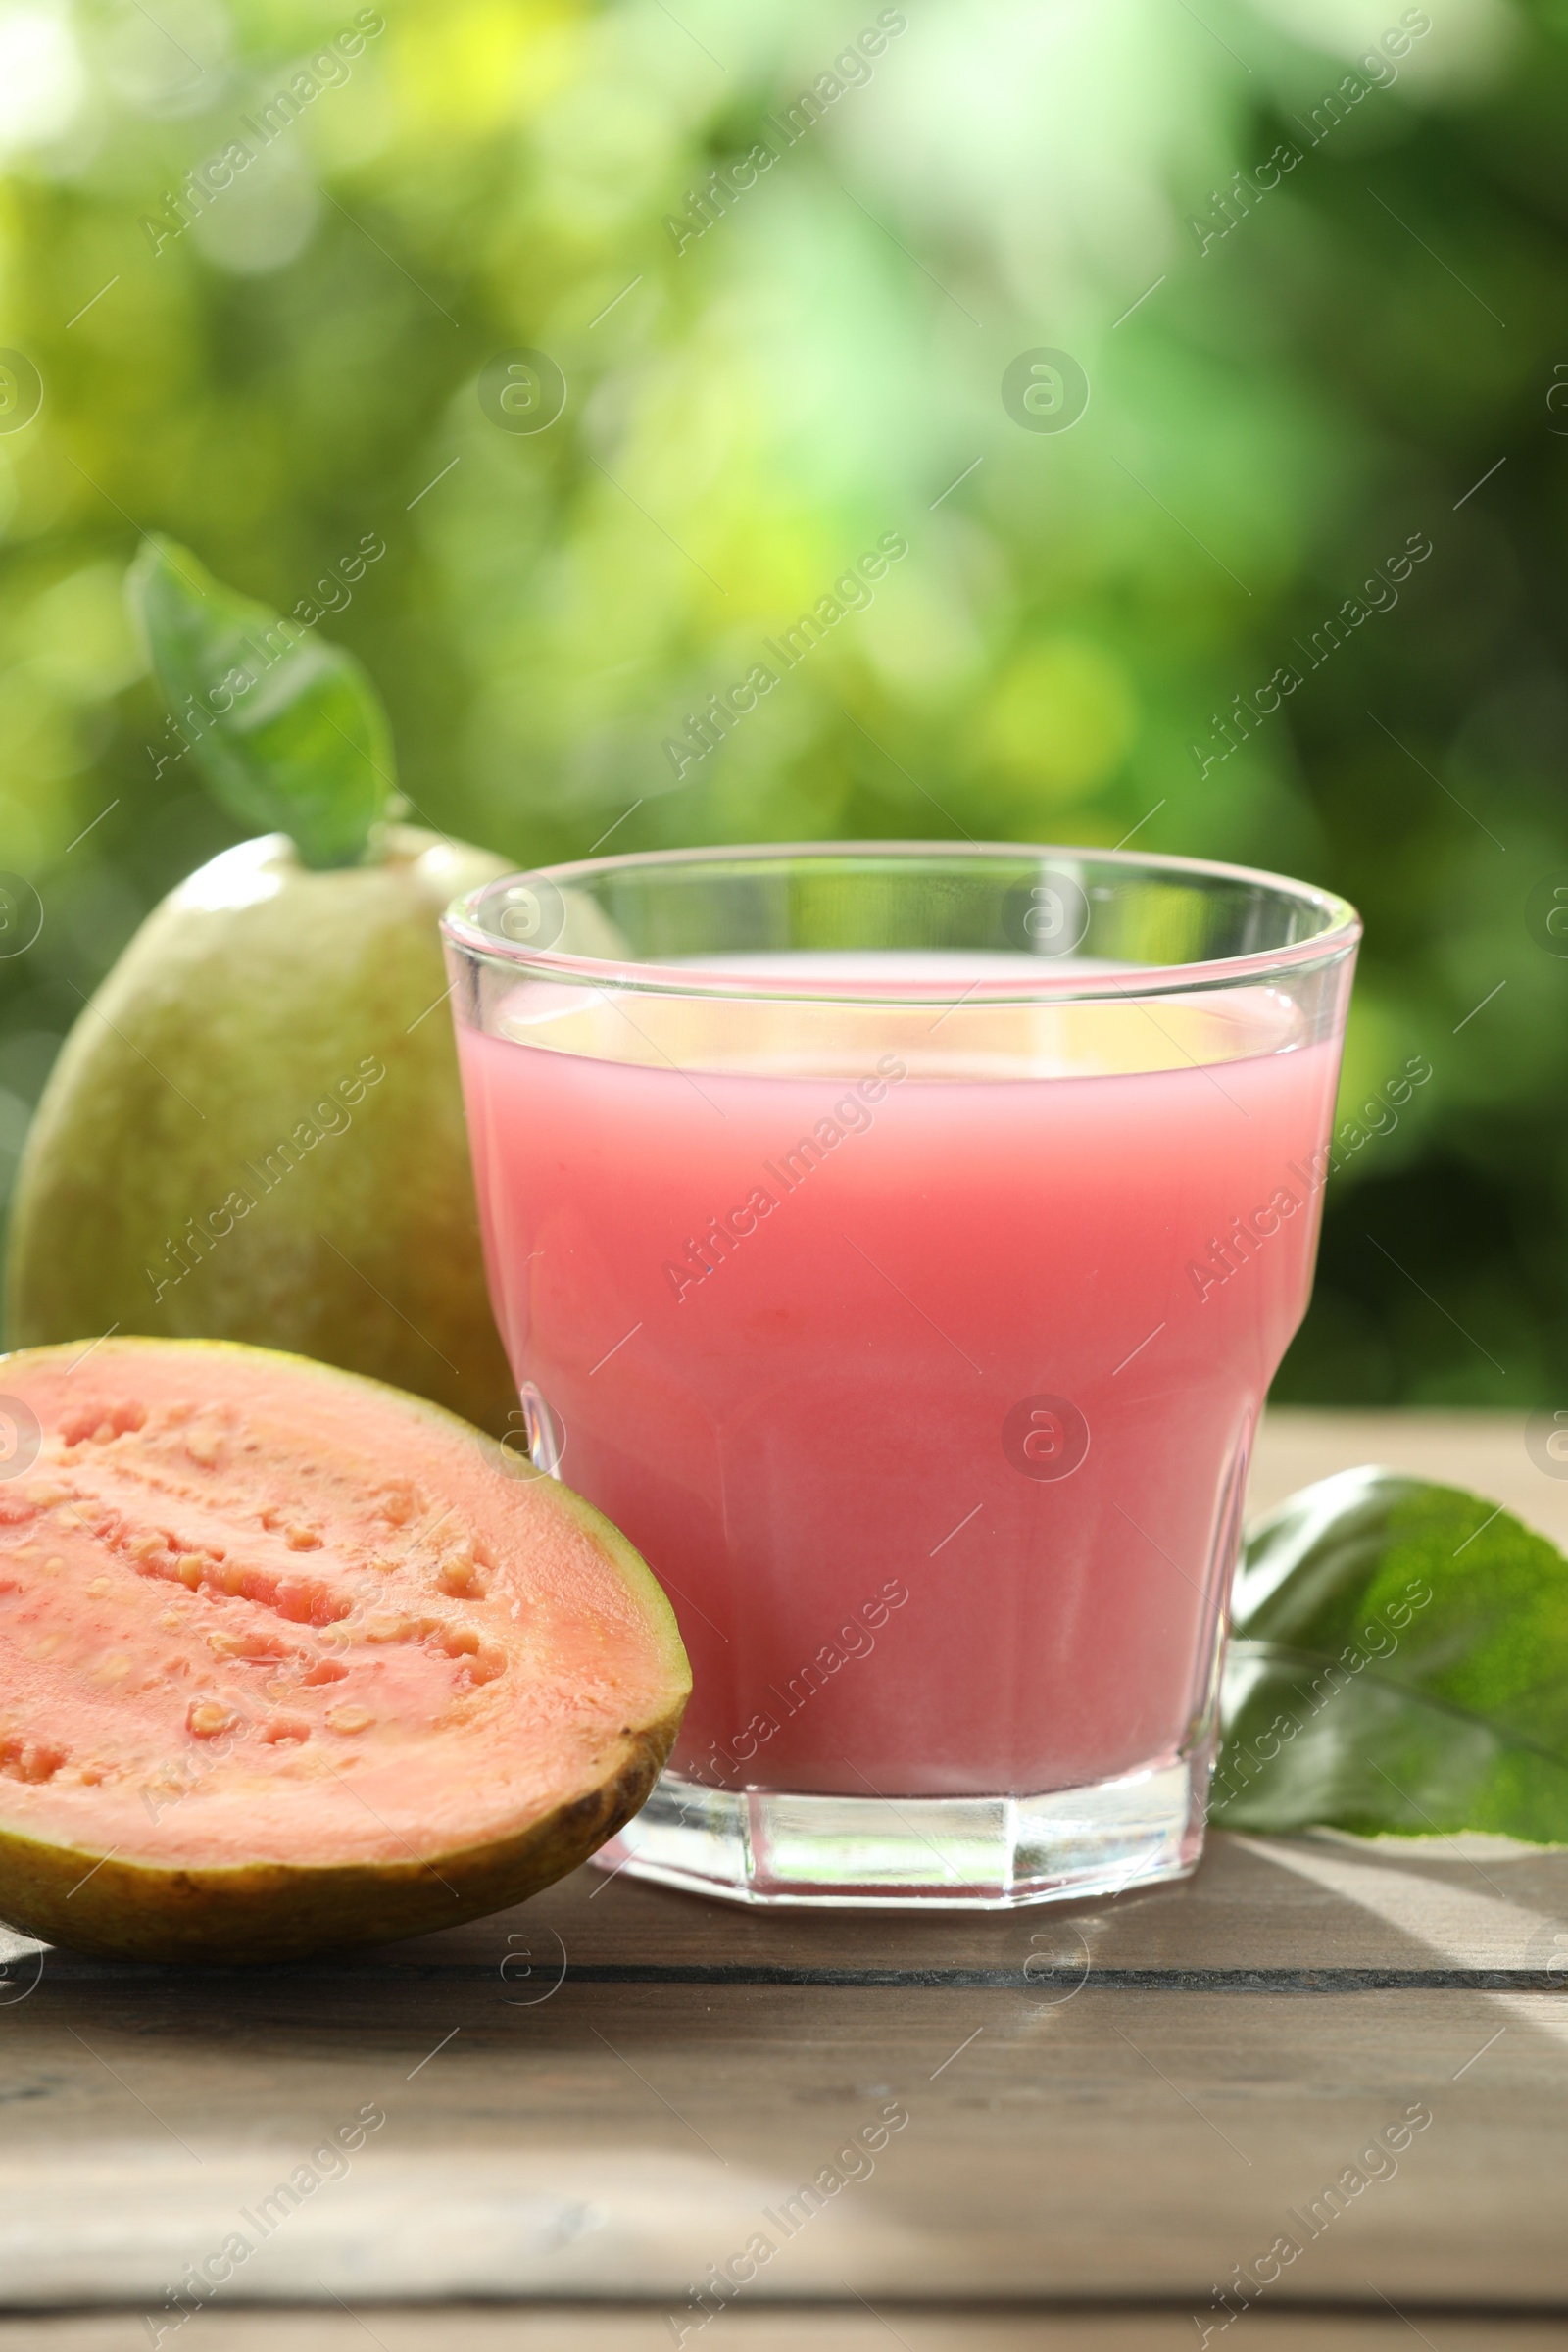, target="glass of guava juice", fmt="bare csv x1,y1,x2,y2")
442,845,1358,1909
